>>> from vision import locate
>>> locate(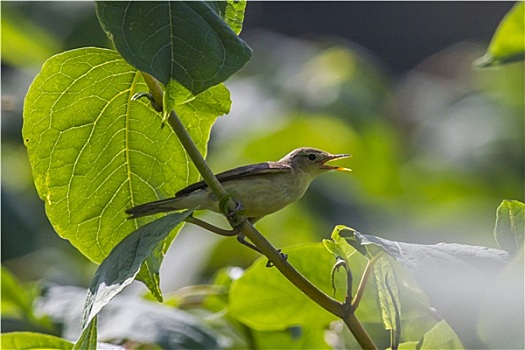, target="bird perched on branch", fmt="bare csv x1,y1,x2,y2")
126,147,351,223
